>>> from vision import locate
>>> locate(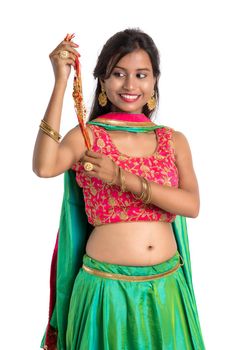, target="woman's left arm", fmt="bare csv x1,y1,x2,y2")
122,130,200,218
